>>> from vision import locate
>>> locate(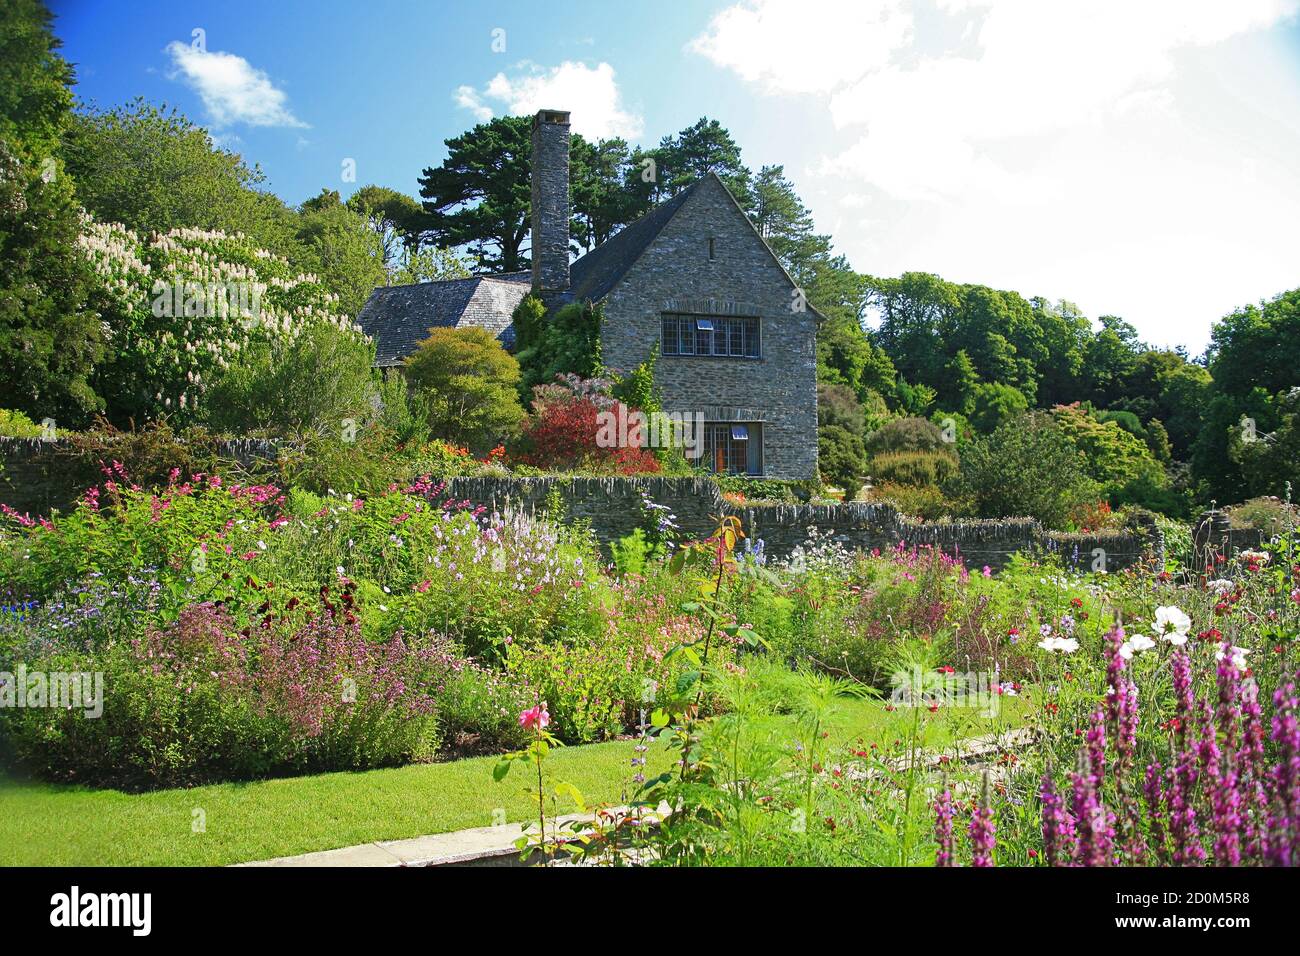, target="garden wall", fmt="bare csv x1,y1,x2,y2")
0,436,283,517
444,476,1165,573
0,448,1178,572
